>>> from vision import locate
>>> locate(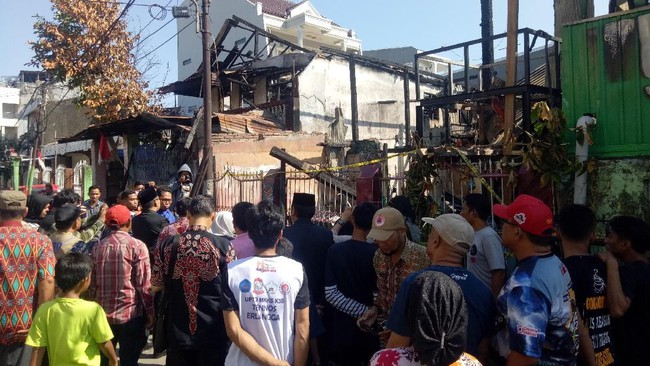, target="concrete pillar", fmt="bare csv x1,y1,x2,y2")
297,25,304,49
231,83,241,109
12,157,20,190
